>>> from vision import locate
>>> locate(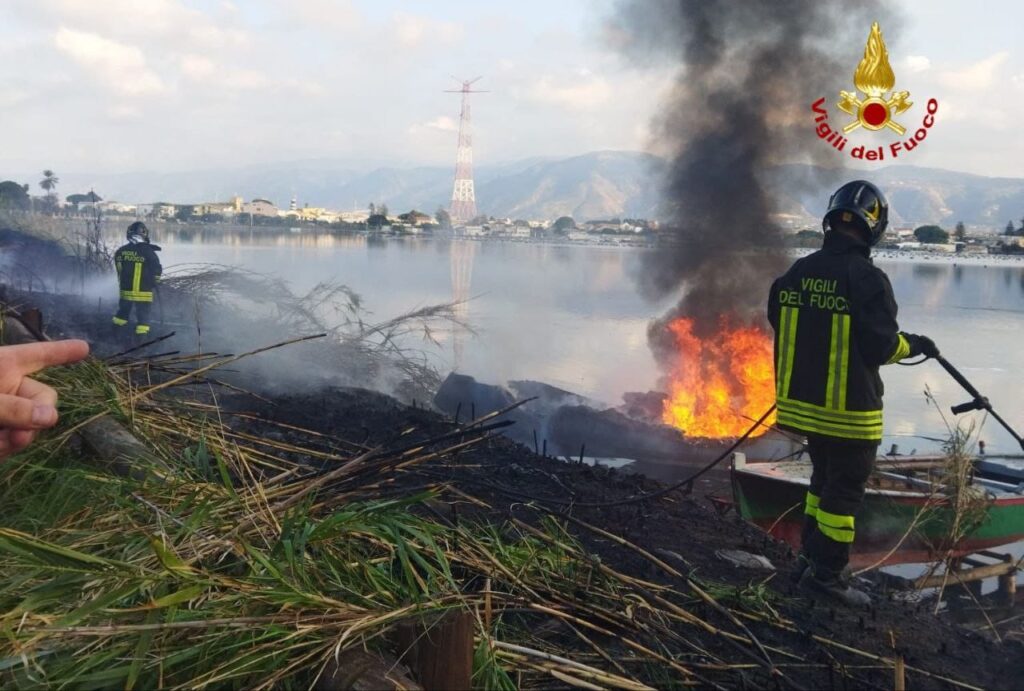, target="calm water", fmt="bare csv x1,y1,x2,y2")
133,228,1024,456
